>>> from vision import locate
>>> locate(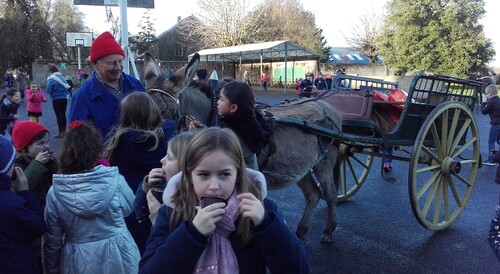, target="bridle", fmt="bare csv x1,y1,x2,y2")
147,88,181,127
147,88,179,104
